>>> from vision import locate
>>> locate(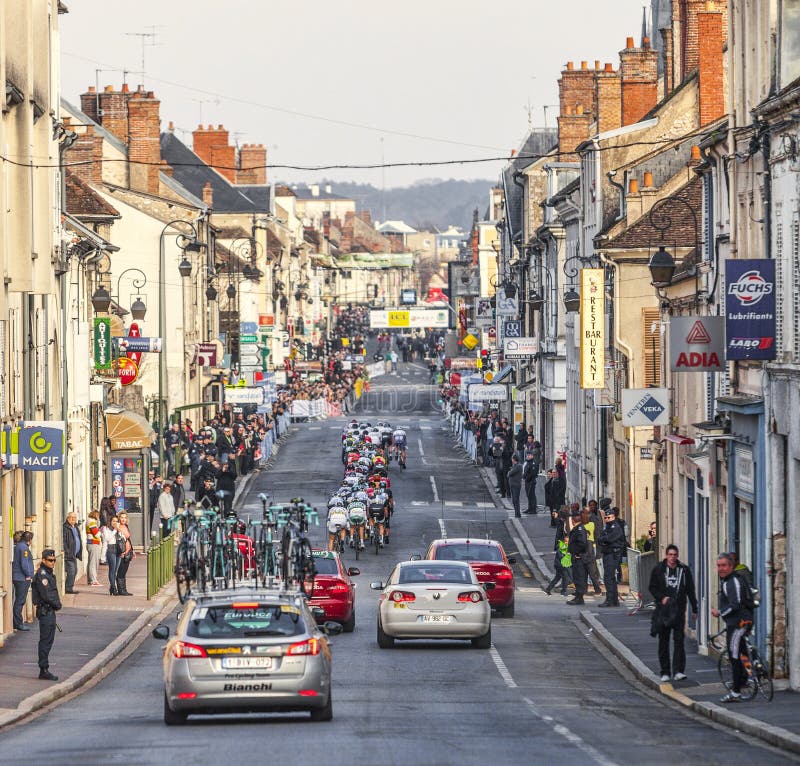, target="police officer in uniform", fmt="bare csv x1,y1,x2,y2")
597,507,625,607
32,548,62,680
567,508,589,605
